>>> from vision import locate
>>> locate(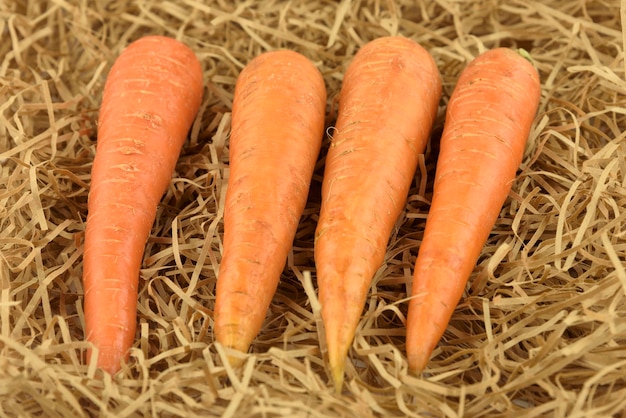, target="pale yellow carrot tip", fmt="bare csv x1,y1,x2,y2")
329,355,346,394
408,363,425,376
216,341,248,368
407,352,429,375
326,333,352,392
226,354,246,369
